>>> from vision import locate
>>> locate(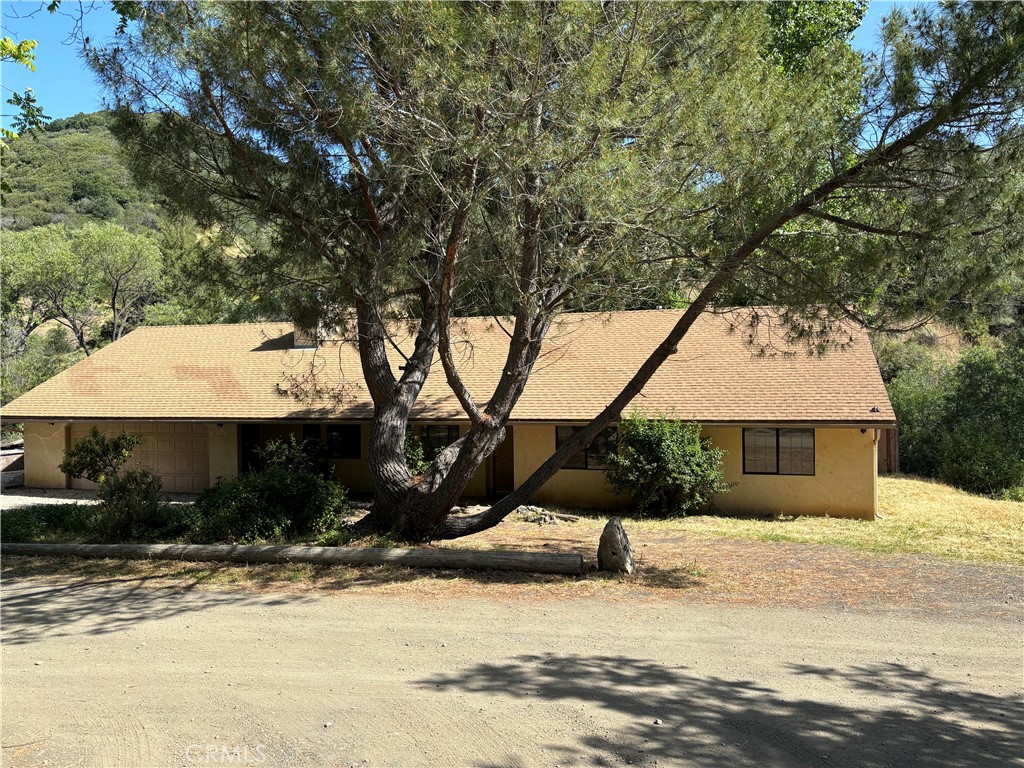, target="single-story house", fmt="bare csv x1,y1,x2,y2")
1,309,897,519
